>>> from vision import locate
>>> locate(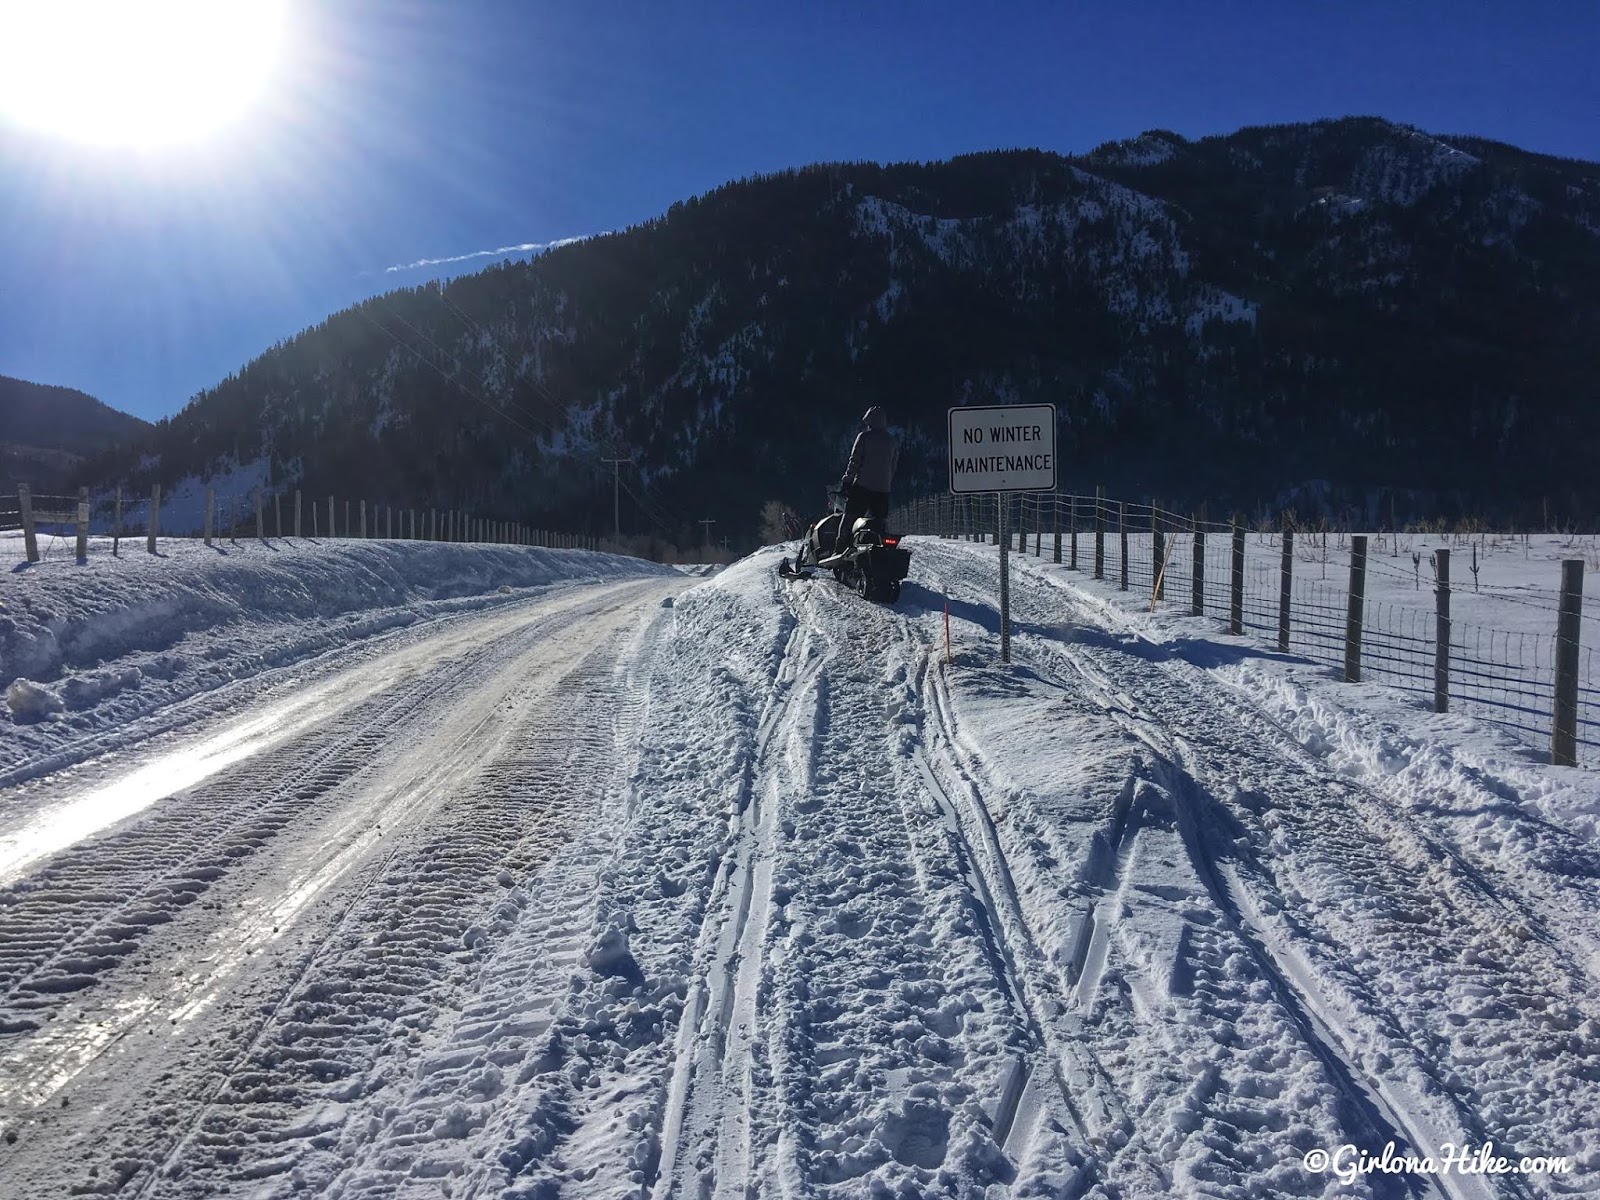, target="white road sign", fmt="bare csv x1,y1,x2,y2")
948,404,1057,494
